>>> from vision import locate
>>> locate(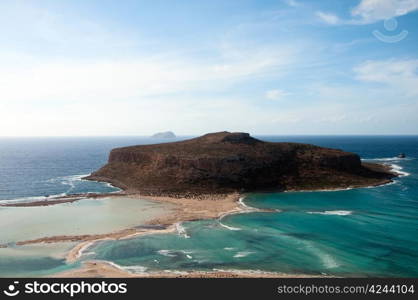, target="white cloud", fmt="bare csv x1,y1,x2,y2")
0,42,297,136
265,89,290,100
354,59,418,96
0,44,295,103
317,0,418,25
316,11,341,25
351,0,418,24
